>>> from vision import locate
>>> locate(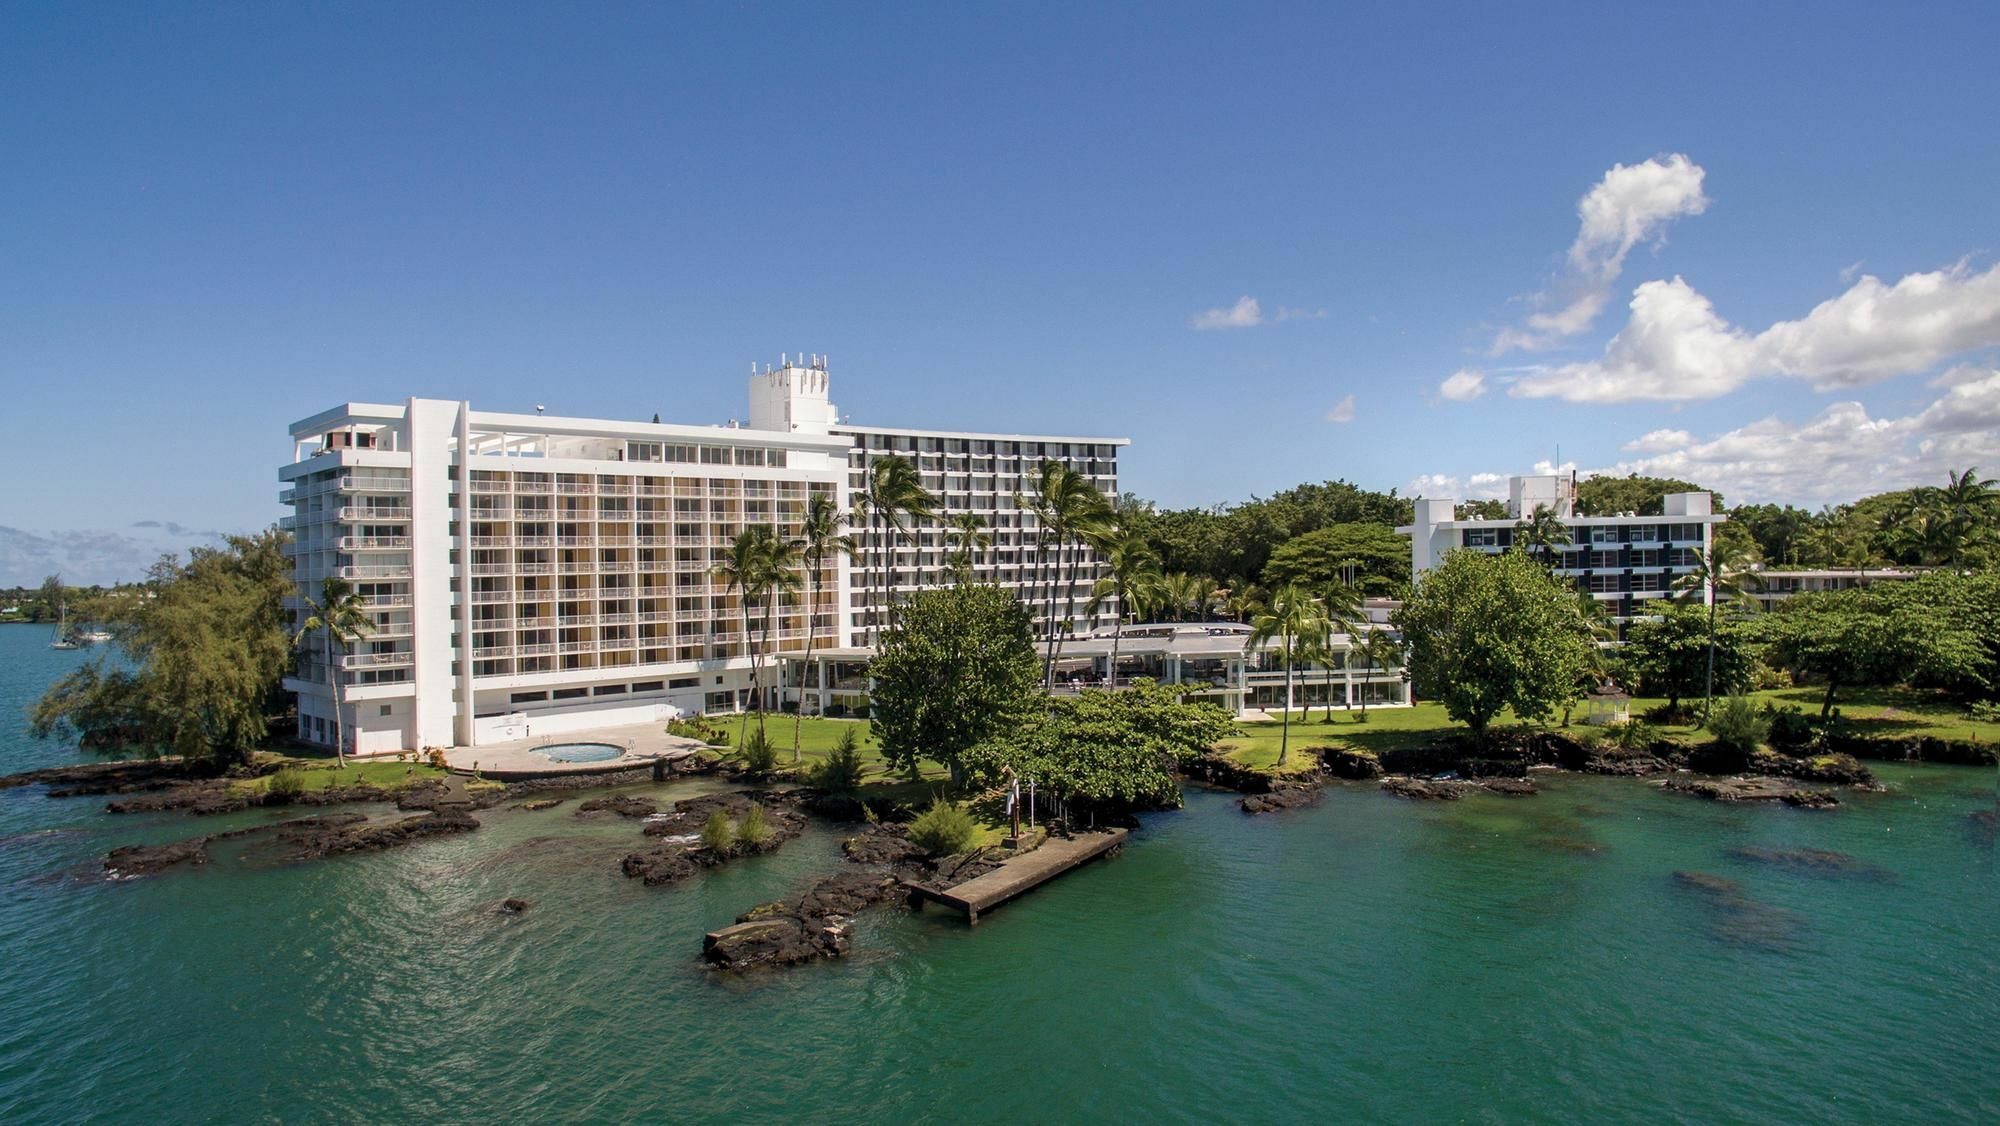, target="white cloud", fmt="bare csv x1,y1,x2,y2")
1438,369,1487,402
1622,428,1694,454
1403,472,1507,500
1190,296,1263,330
1324,394,1356,423
1504,261,2000,403
1584,370,2000,505
1493,154,1709,353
